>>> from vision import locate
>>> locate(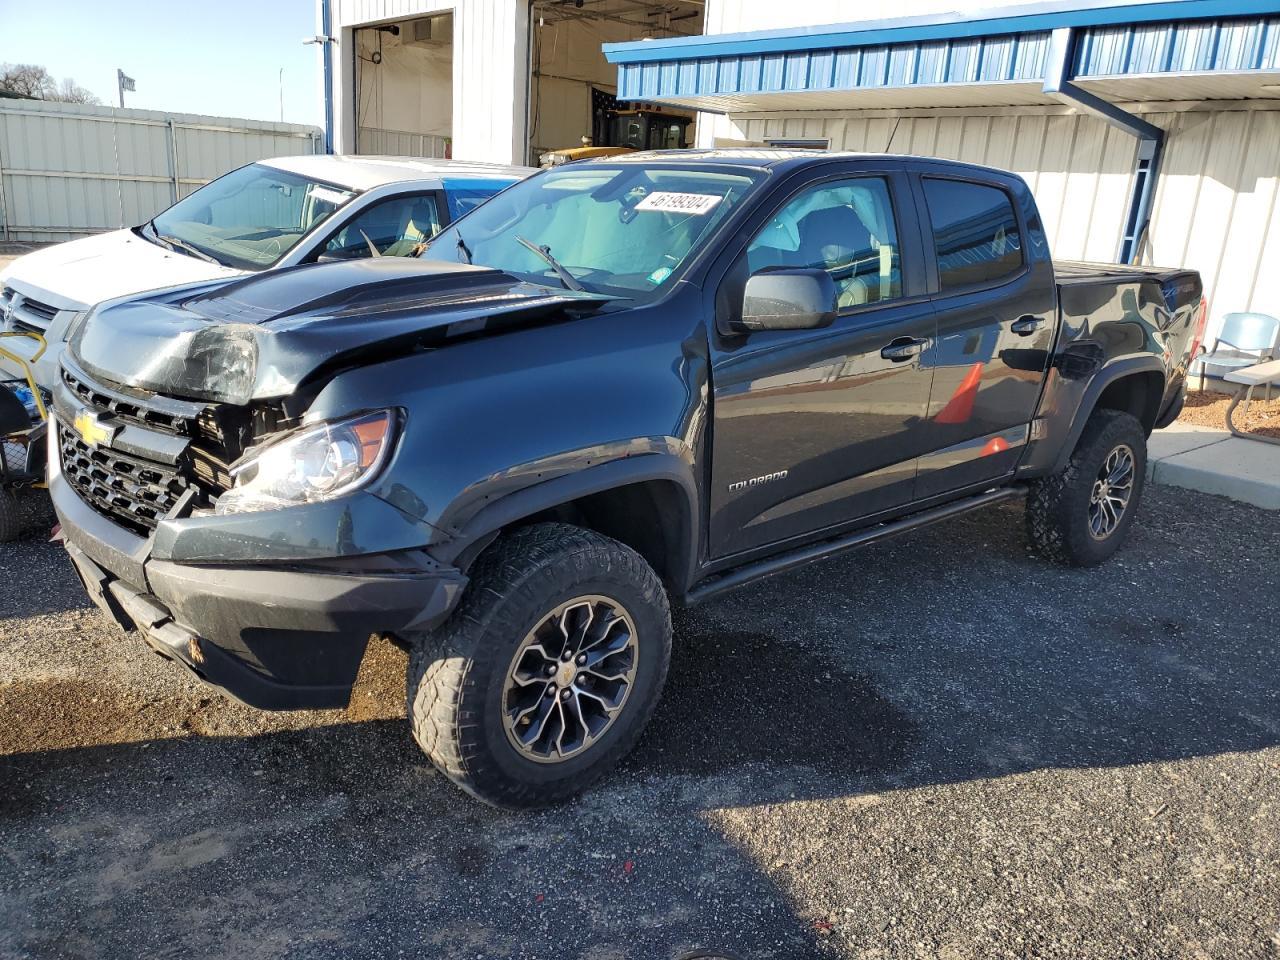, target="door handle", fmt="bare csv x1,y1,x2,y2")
1010,315,1045,336
881,337,927,362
